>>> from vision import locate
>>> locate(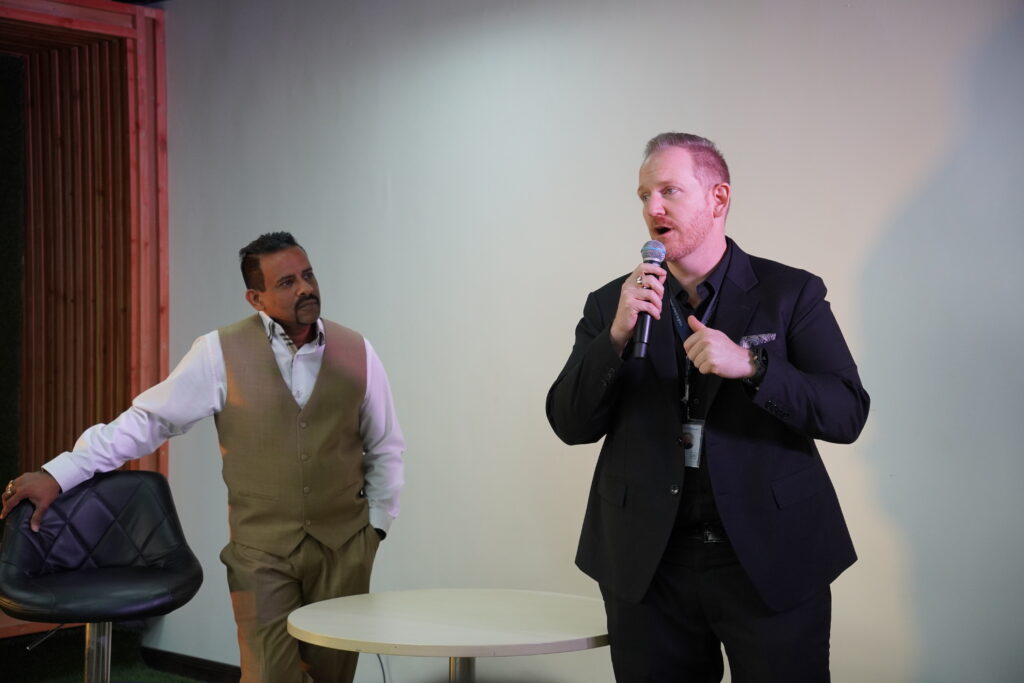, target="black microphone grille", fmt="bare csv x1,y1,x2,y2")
641,240,666,264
